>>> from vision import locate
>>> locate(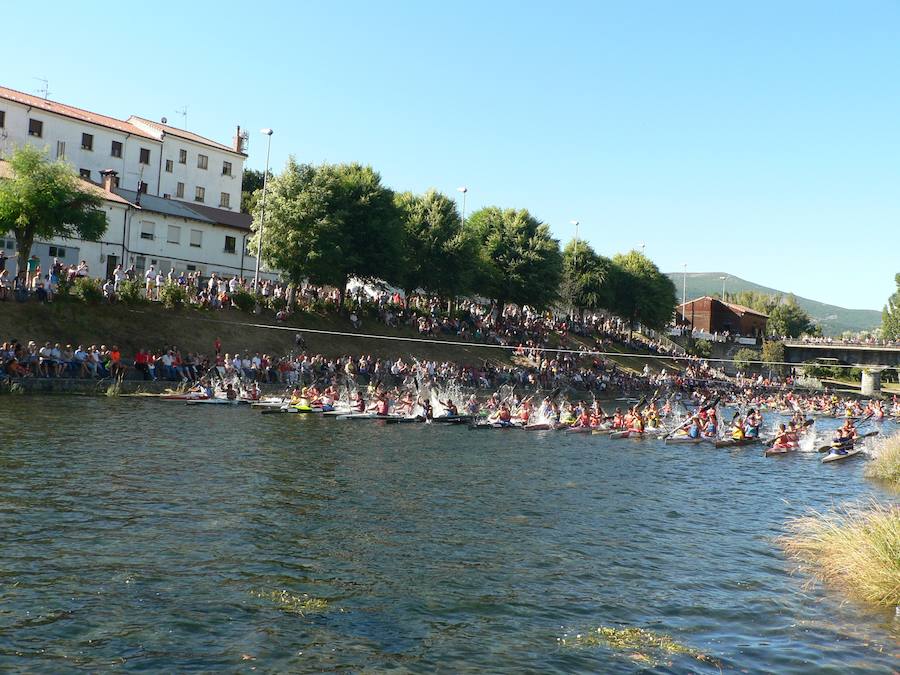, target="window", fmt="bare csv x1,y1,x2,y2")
56,141,66,160
167,225,181,244
190,229,203,248
139,147,150,164
140,221,155,240
81,133,93,151
179,148,187,164
0,110,5,128
186,264,197,272
112,176,120,188
49,246,66,258
111,140,122,158
165,159,173,172
163,193,171,199
79,168,91,179
197,154,208,170
176,182,185,198
222,161,232,176
224,235,236,254
28,118,43,137
195,186,205,202
134,255,146,275
139,181,149,194
219,192,230,208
